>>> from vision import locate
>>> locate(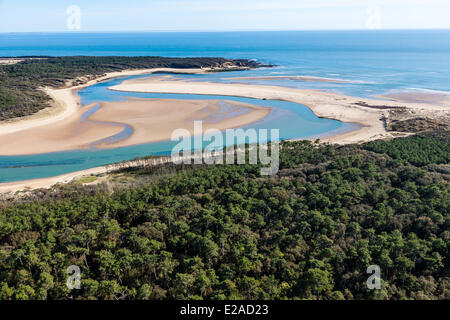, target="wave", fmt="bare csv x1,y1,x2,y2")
383,88,450,97
404,87,450,96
